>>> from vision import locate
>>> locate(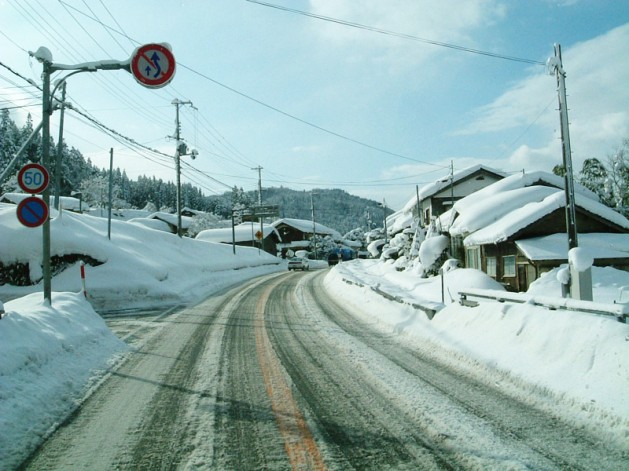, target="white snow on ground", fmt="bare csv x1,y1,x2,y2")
0,204,284,468
324,259,629,449
1,203,628,467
